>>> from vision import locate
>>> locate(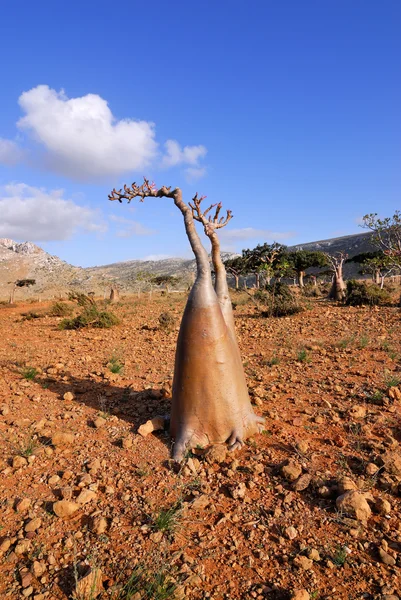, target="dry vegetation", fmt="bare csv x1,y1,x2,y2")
0,291,400,600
